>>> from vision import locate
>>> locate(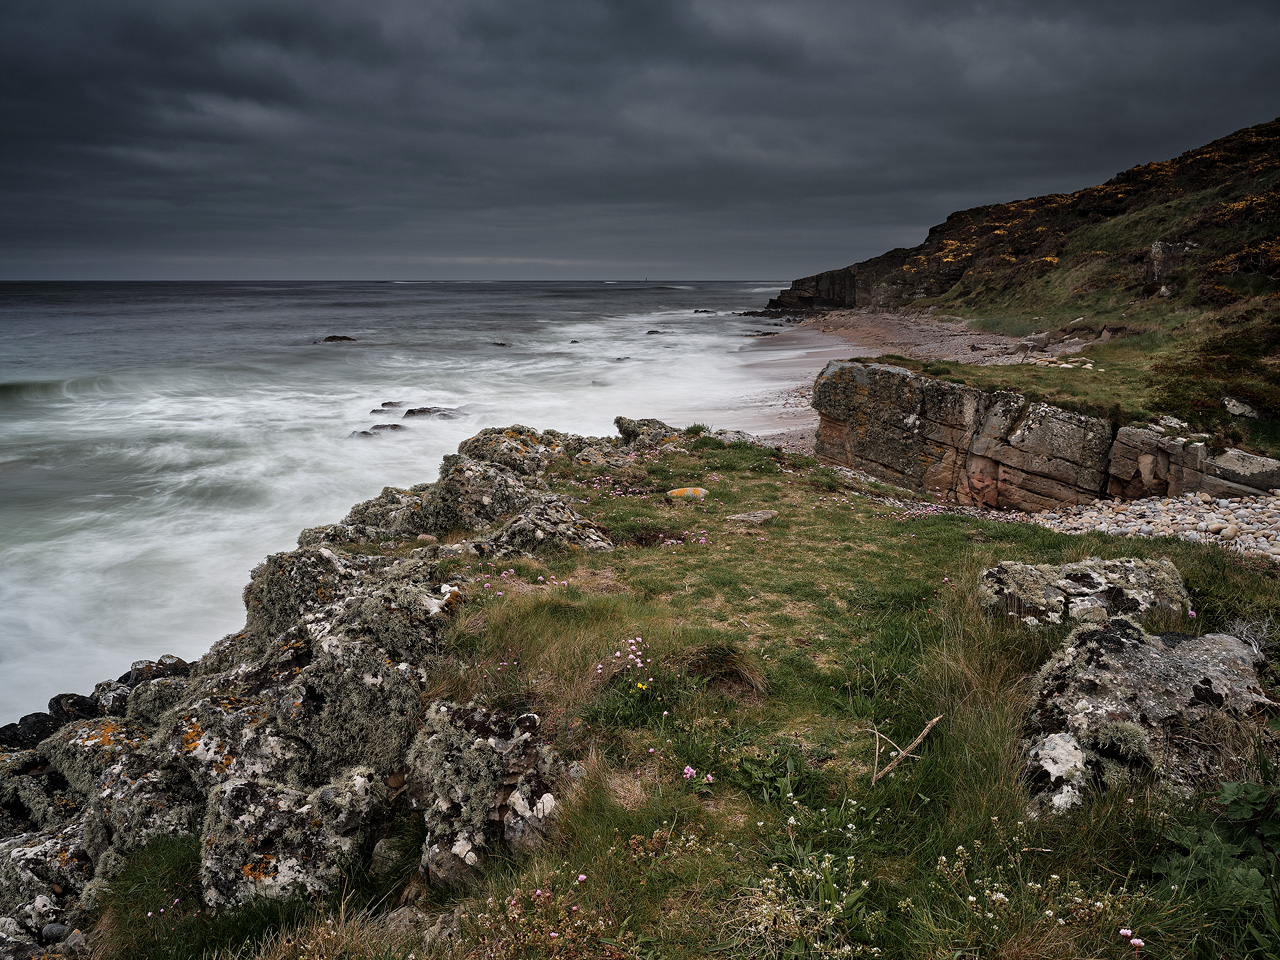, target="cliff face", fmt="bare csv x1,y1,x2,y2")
812,361,1280,511
770,117,1280,313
